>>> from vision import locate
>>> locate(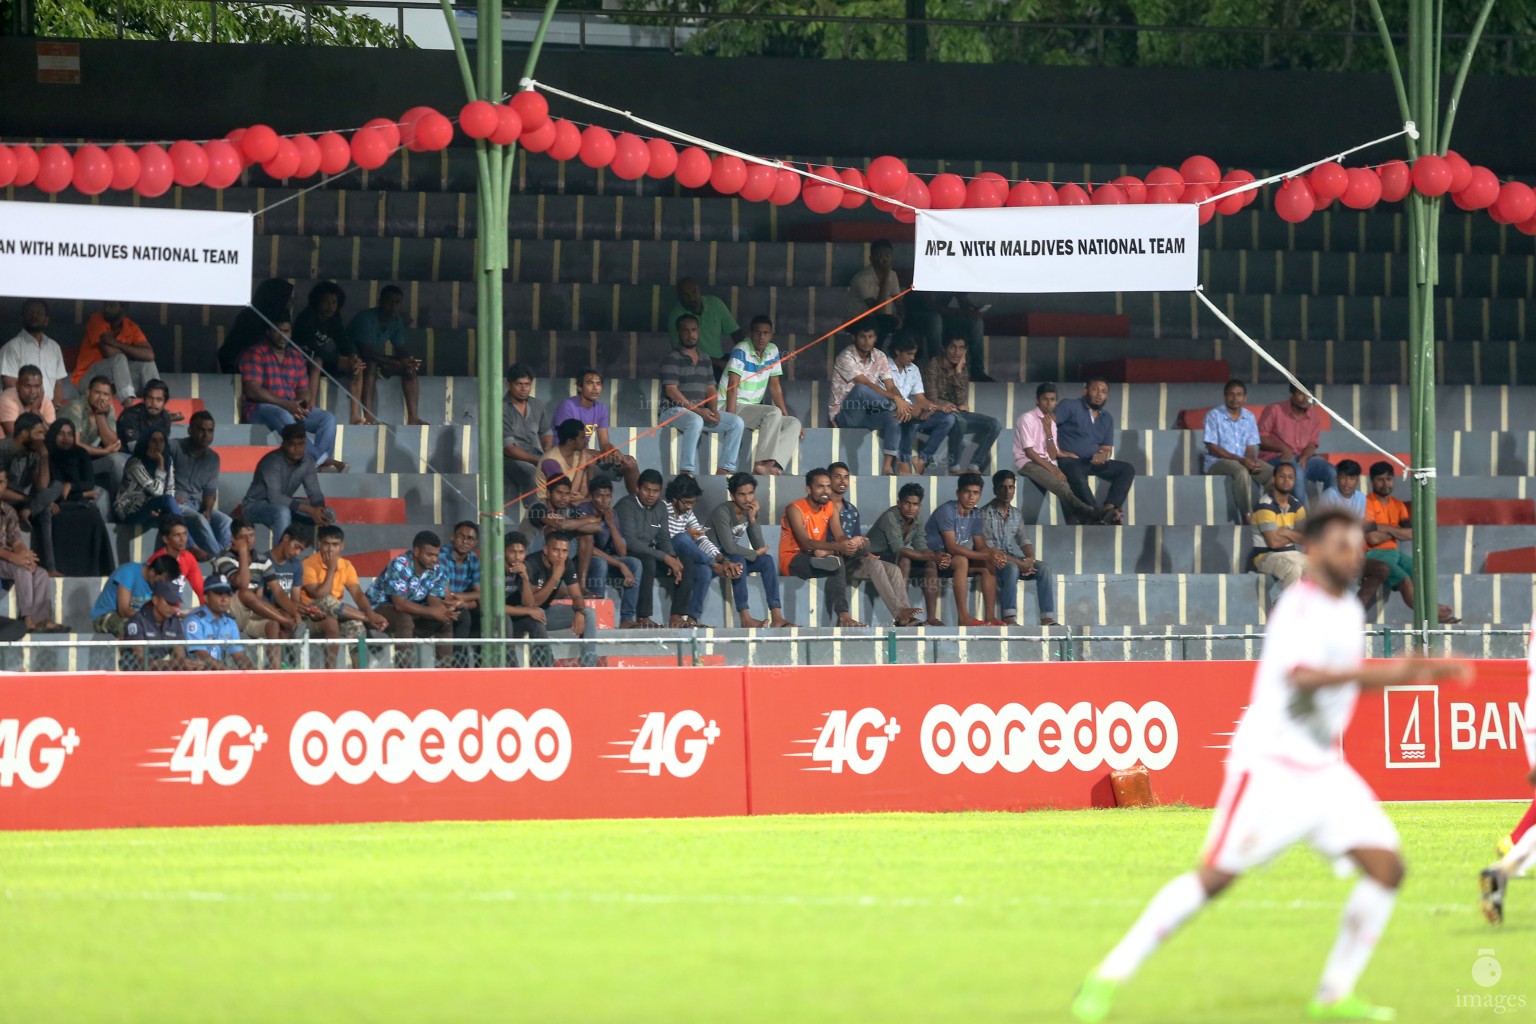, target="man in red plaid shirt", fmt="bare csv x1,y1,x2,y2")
240,318,346,472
